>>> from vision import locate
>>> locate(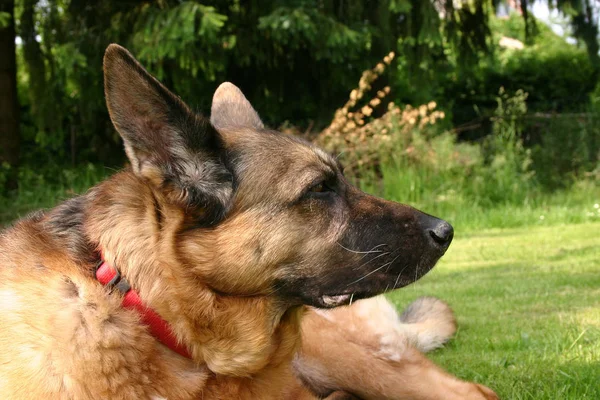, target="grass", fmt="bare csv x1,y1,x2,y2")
0,164,111,225
368,149,600,232
387,222,600,399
